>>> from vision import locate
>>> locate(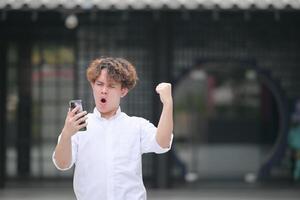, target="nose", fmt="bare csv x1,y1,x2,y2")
101,86,108,94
